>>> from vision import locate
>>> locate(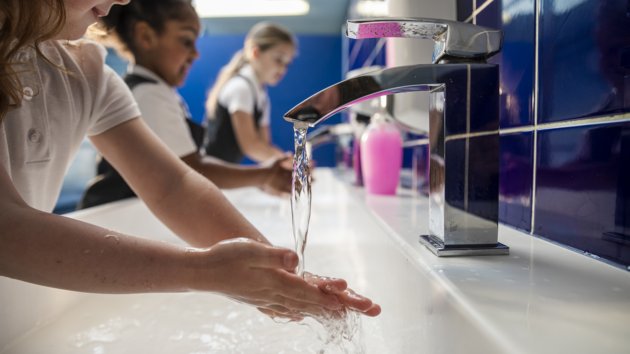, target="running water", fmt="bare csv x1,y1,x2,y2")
291,124,364,354
291,125,311,277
